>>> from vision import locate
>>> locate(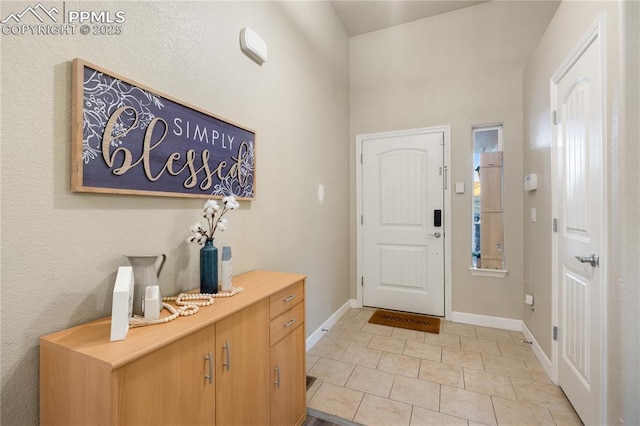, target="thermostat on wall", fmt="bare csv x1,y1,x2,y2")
240,27,268,65
524,173,538,191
